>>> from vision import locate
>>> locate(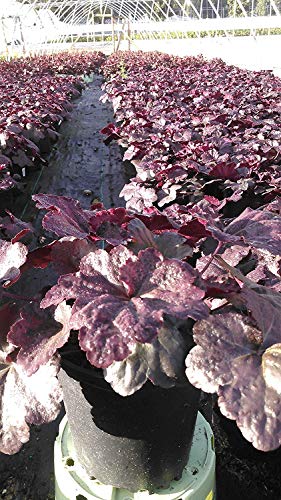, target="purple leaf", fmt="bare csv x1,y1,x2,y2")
33,193,91,239
0,154,12,168
266,197,281,215
247,250,281,291
8,302,71,375
120,182,157,213
196,245,250,280
0,173,16,191
0,303,20,357
262,344,281,396
50,237,97,273
12,149,33,168
123,144,140,161
185,312,281,451
89,208,131,245
0,210,33,243
218,351,281,451
185,313,262,393
104,324,187,396
155,231,193,260
209,162,240,181
225,207,281,255
128,218,156,250
132,221,193,259
241,286,281,347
